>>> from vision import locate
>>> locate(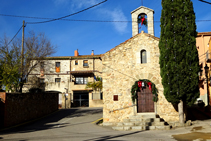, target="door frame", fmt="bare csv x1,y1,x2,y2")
133,87,157,115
